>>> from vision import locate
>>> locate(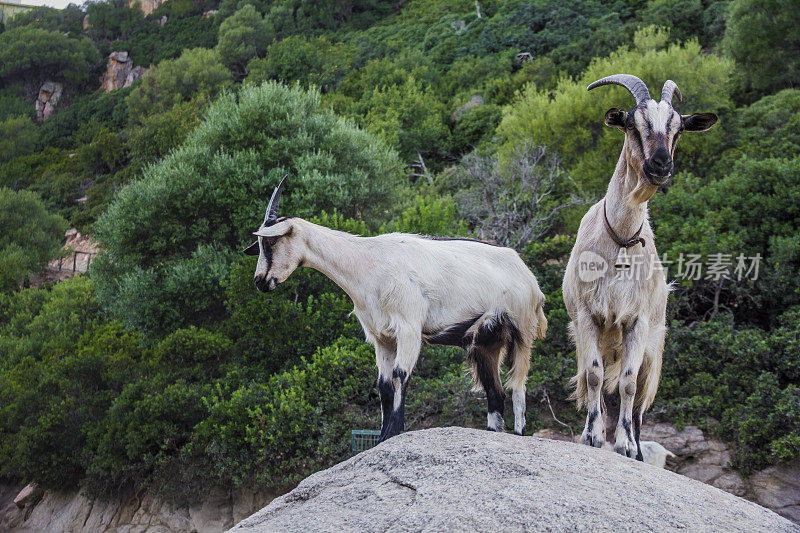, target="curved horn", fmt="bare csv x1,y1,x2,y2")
587,74,652,105
661,79,682,105
263,175,287,226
